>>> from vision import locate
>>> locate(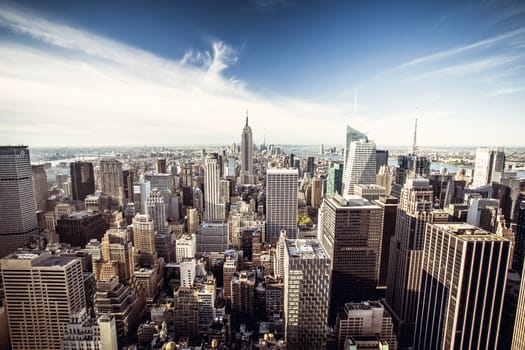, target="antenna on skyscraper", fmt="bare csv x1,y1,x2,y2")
412,117,418,155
